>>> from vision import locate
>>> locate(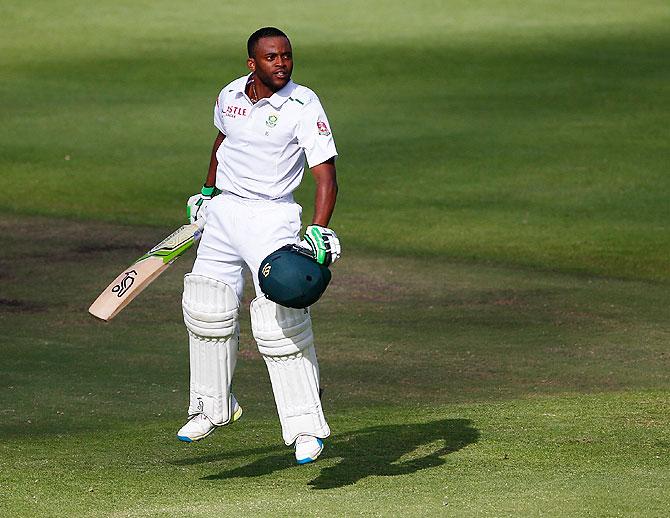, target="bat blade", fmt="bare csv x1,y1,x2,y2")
88,222,202,321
